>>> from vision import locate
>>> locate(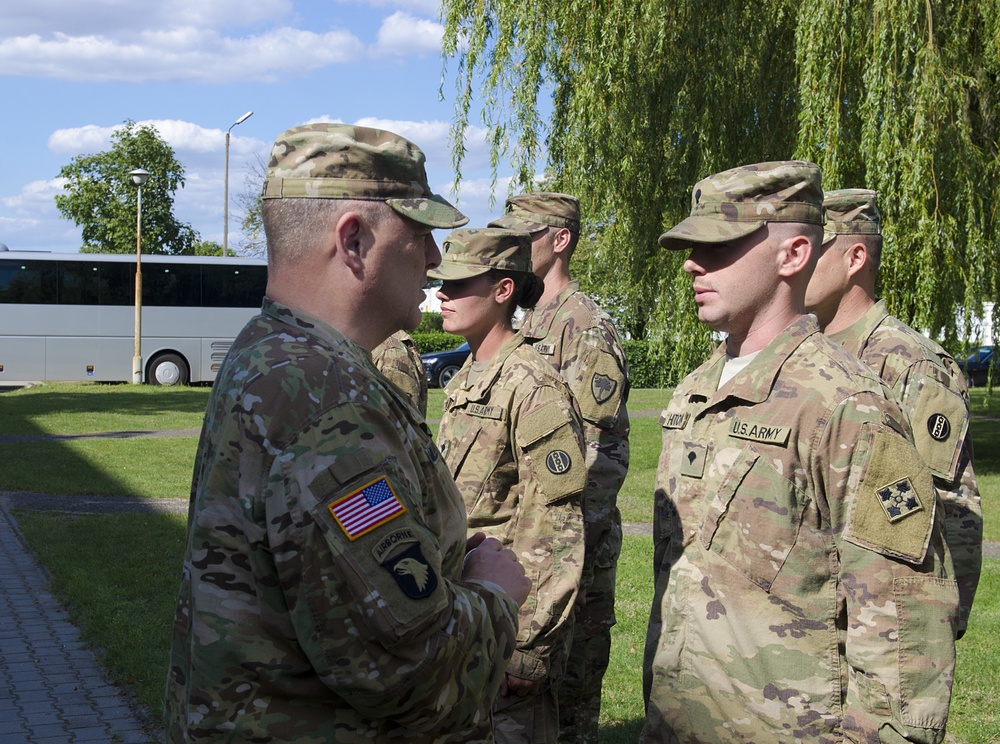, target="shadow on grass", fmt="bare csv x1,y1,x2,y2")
600,717,646,743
